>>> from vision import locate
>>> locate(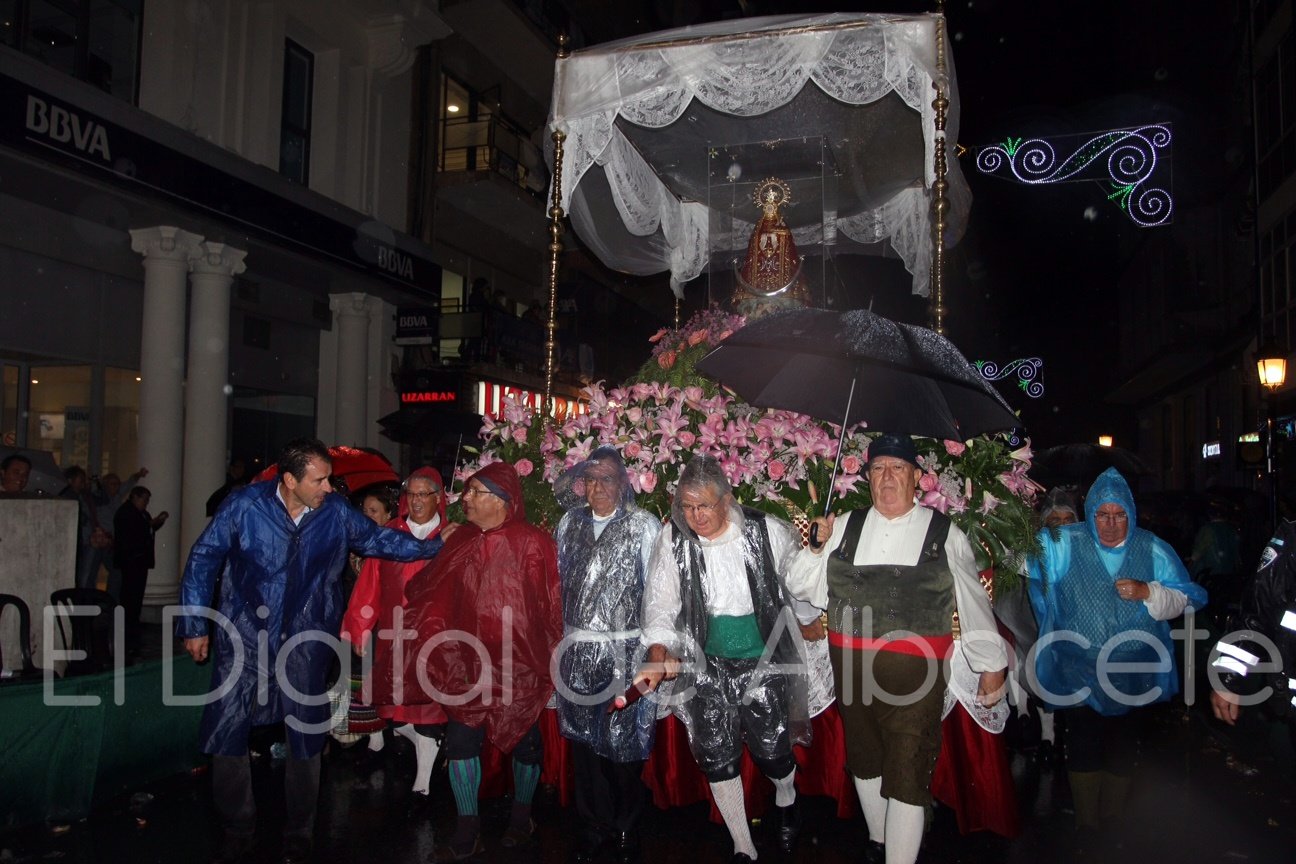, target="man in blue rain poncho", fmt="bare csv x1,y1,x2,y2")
178,438,443,864
633,454,810,864
553,446,662,864
1028,467,1206,838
